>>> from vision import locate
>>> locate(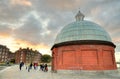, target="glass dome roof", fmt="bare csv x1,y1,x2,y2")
54,20,112,44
